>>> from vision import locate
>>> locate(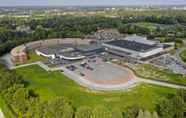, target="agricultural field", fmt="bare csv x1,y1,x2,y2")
15,65,176,111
